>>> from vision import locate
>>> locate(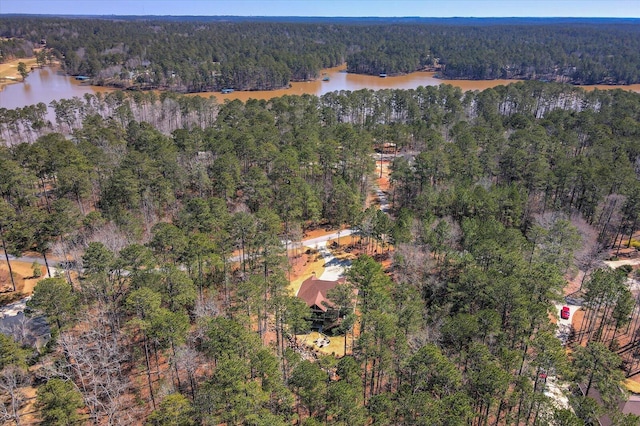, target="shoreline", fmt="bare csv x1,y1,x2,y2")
3,61,640,109
92,62,640,95
0,57,39,91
